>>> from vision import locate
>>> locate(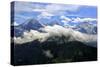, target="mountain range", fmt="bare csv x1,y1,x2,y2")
11,18,97,37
